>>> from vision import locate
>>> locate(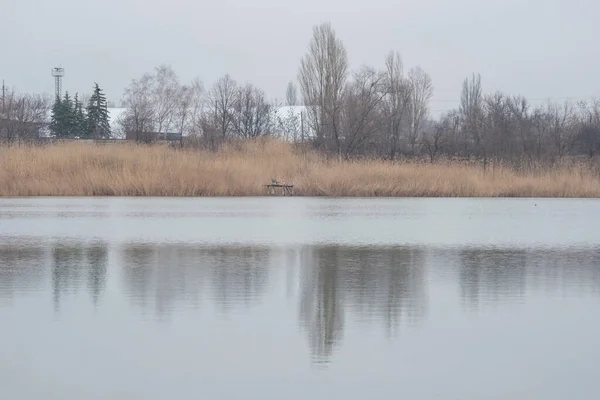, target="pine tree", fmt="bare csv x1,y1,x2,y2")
73,93,87,138
86,83,110,139
49,96,62,137
49,92,76,138
62,92,76,138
